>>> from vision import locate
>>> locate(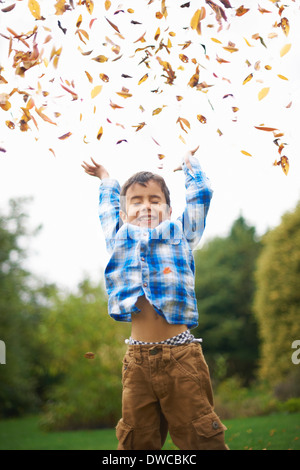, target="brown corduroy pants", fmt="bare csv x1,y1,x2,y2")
116,342,228,450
